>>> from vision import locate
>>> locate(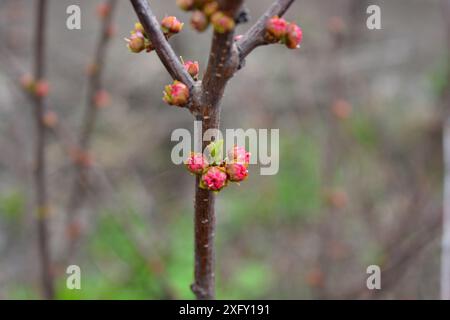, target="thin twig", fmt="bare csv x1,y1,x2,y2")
129,0,194,88
65,0,118,260
33,0,54,300
236,0,295,61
